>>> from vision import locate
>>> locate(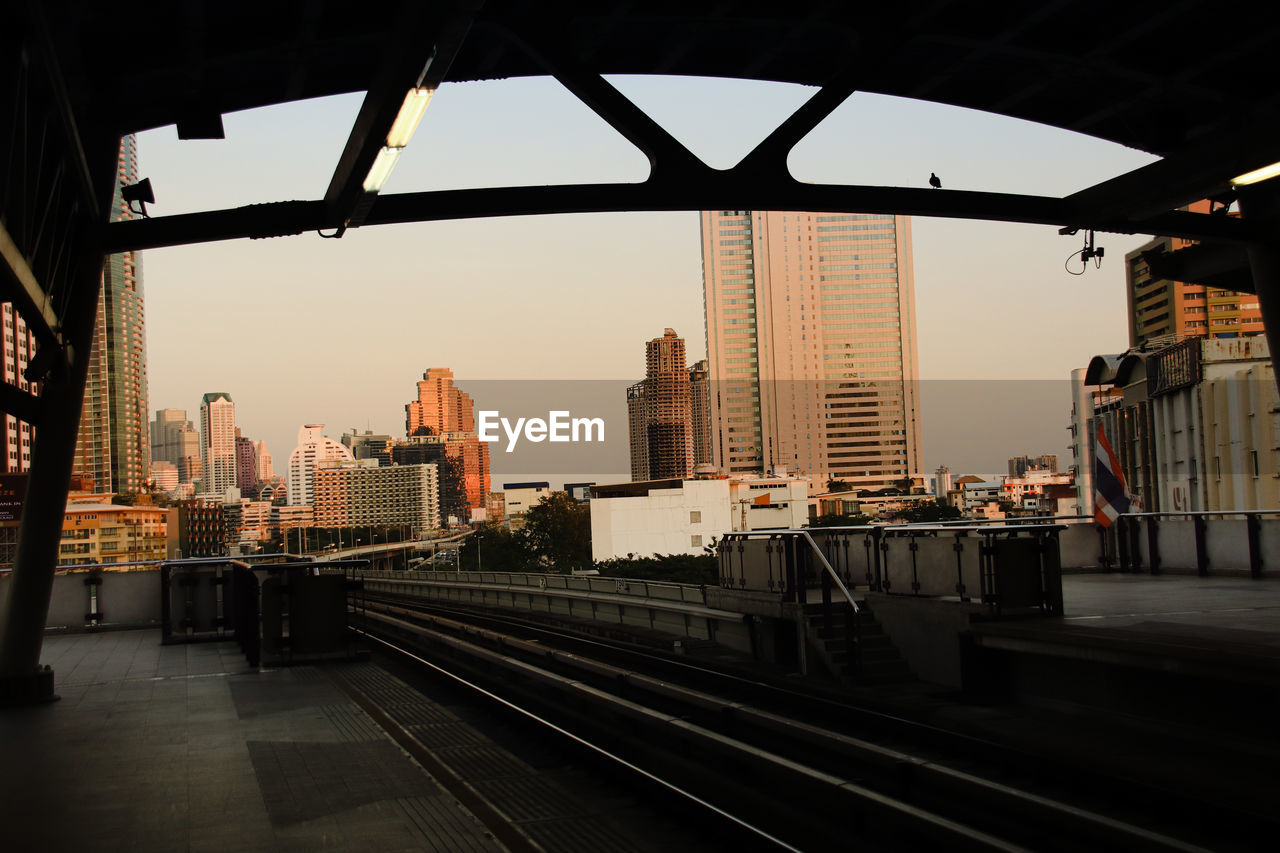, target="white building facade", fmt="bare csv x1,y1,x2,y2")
590,475,810,561
1071,337,1280,514
287,424,354,506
